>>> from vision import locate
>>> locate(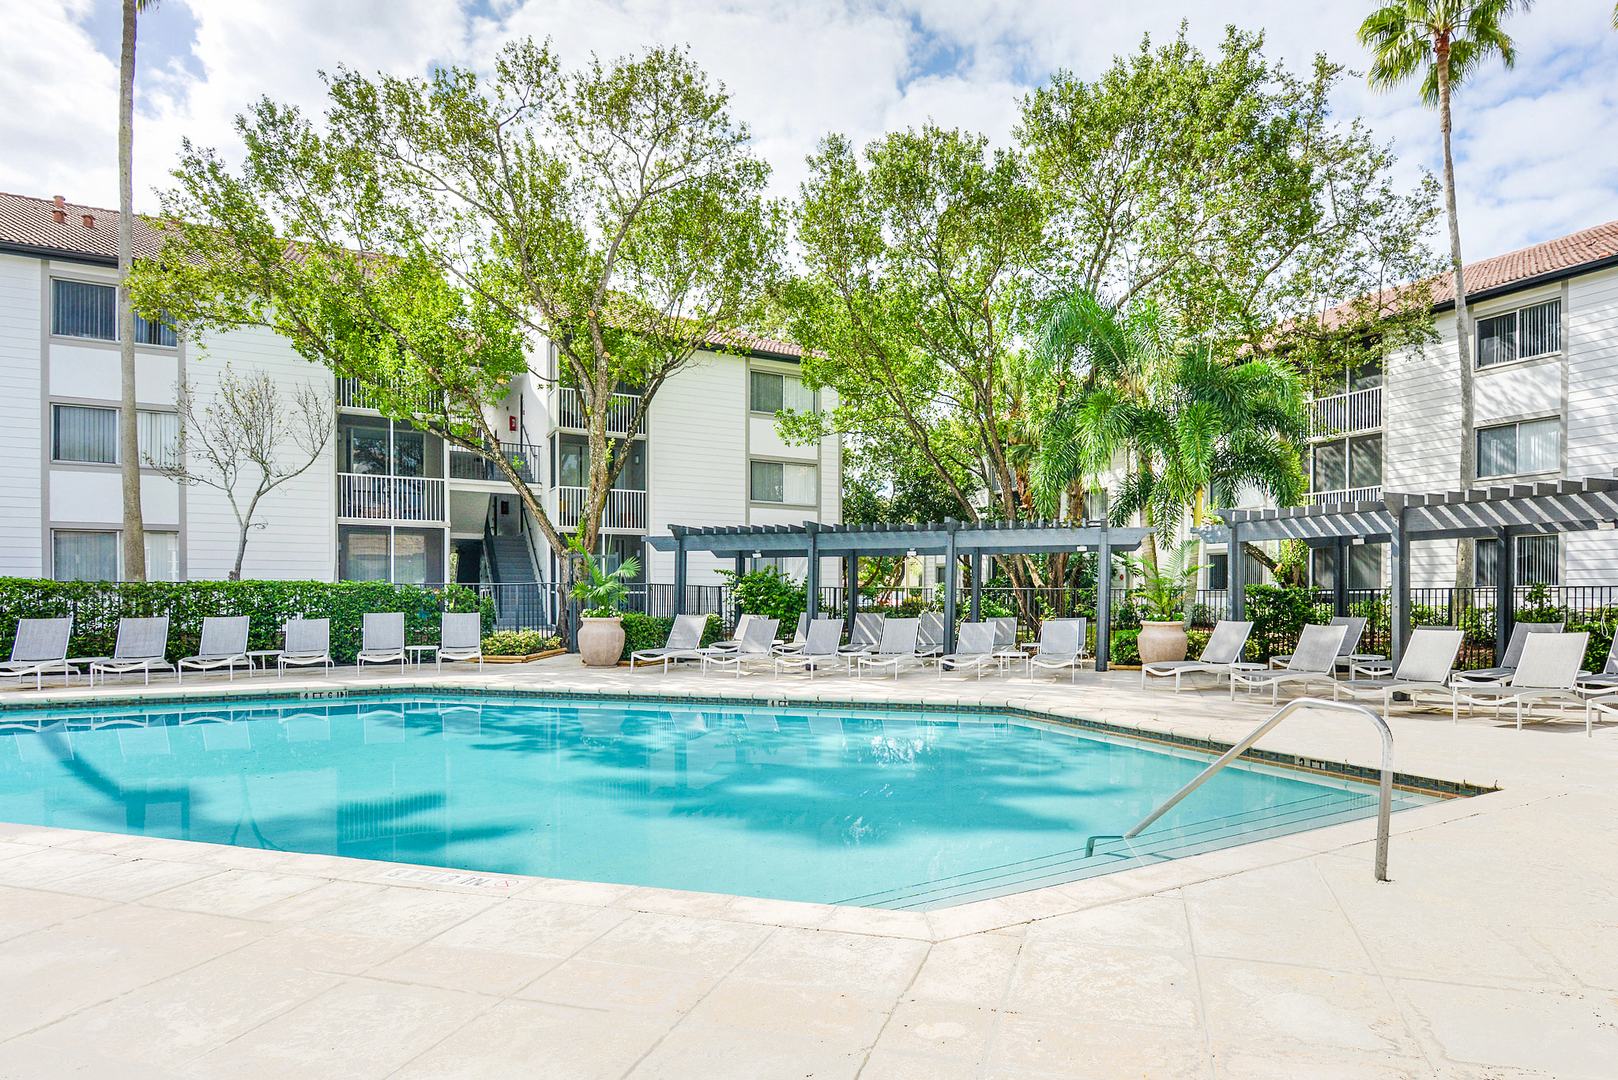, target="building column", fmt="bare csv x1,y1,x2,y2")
1390,509,1411,662
942,521,959,653
1095,533,1112,673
